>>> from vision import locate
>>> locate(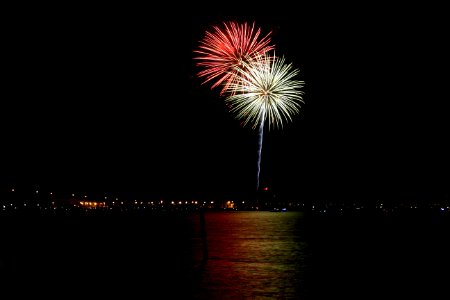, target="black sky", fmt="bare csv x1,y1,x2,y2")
2,3,448,202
